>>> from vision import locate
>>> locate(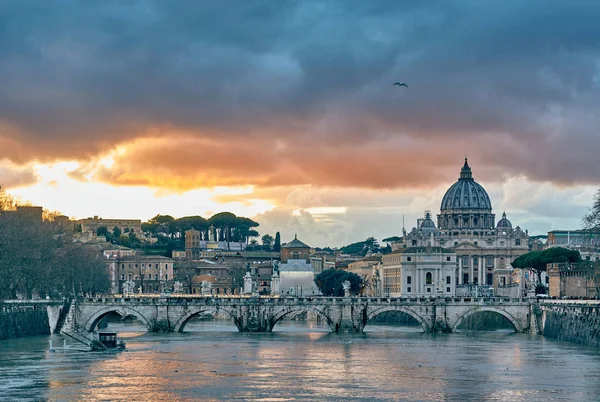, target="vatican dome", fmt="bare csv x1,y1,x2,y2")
496,212,512,229
440,158,492,211
437,158,496,230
